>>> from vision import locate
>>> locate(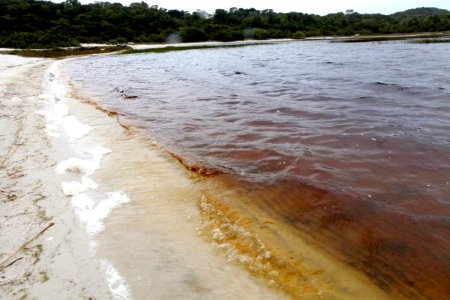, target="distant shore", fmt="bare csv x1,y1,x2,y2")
1,31,448,58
